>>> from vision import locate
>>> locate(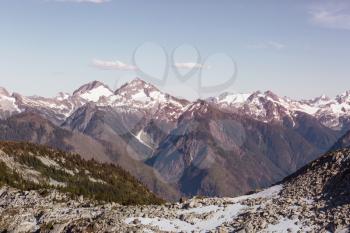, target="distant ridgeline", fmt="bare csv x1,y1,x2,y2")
0,141,163,205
